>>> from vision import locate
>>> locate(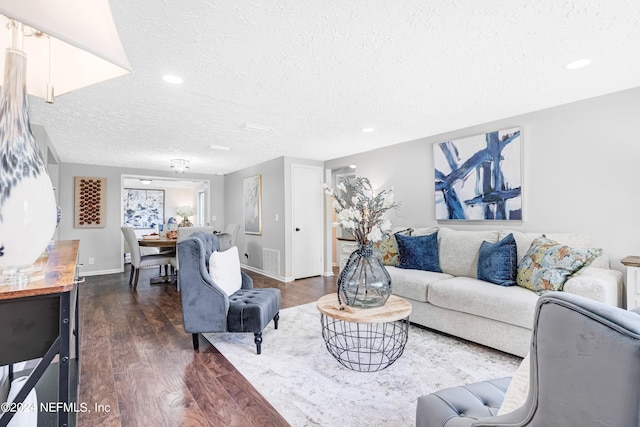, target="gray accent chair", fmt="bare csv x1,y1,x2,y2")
178,231,281,354
168,226,215,289
416,291,640,427
121,226,172,289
